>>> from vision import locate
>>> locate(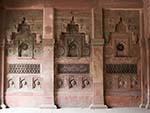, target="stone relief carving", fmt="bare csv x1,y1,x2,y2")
6,17,43,58
68,77,77,88
19,77,28,89
82,78,90,88
54,10,92,106
56,78,64,89
55,75,92,89
115,38,129,57
115,17,128,33
103,9,141,93
55,16,90,57
5,10,43,57
104,9,140,58
32,77,41,90
7,75,42,91
8,78,15,89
